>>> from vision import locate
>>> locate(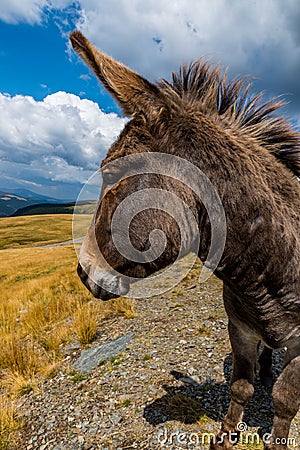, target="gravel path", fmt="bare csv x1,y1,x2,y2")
15,258,300,450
